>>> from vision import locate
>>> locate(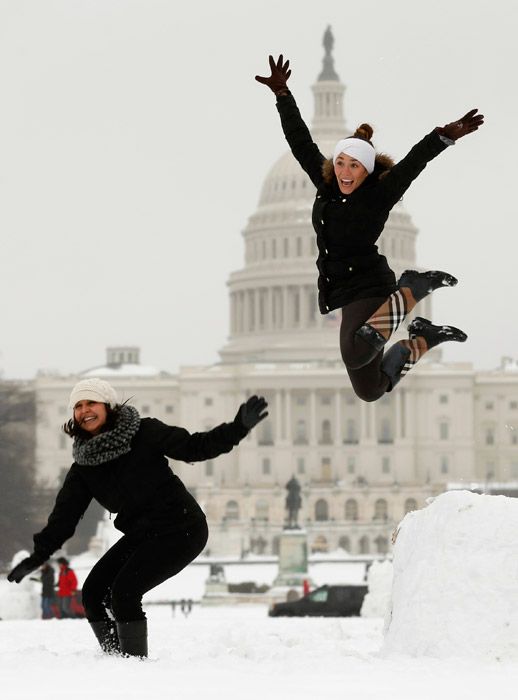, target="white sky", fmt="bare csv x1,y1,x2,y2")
0,0,516,379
